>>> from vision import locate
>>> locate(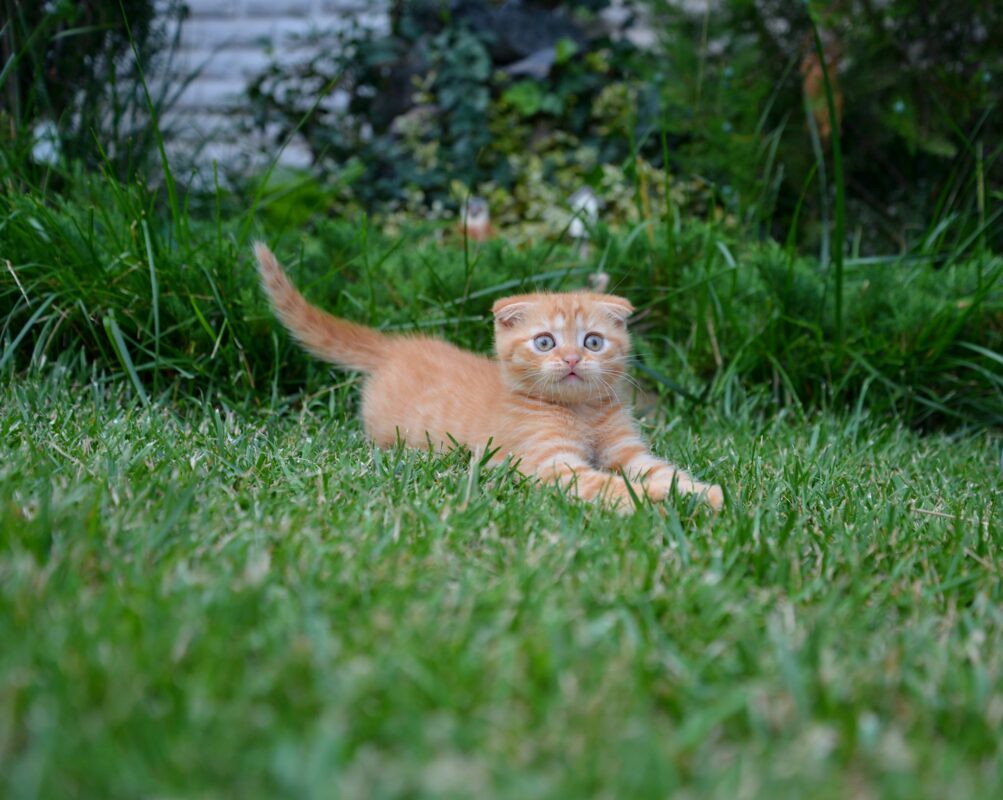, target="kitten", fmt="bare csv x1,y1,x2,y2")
254,243,723,512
